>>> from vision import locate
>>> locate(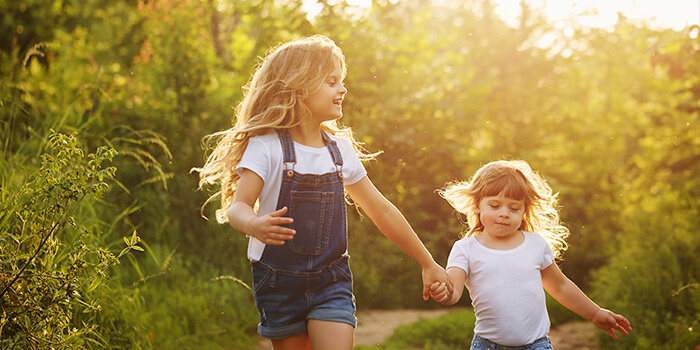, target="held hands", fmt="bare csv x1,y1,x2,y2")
428,281,451,304
591,308,633,339
246,207,295,245
422,263,453,302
